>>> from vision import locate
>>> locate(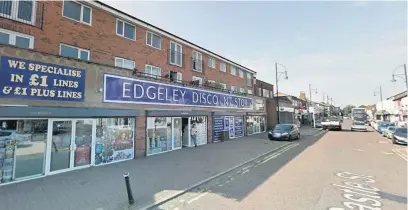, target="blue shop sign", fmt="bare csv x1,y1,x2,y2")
103,74,253,109
0,56,86,102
